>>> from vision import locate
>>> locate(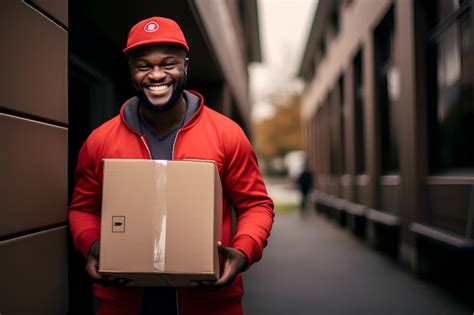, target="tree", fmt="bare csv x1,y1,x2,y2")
254,93,303,160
